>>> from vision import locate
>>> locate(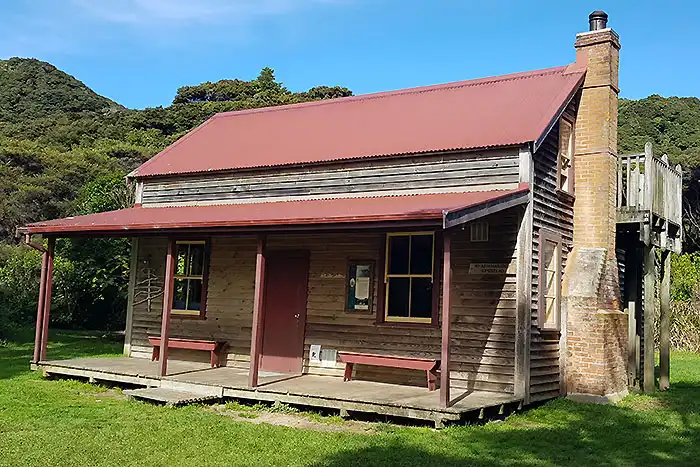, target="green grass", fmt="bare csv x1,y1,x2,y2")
1,331,700,466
